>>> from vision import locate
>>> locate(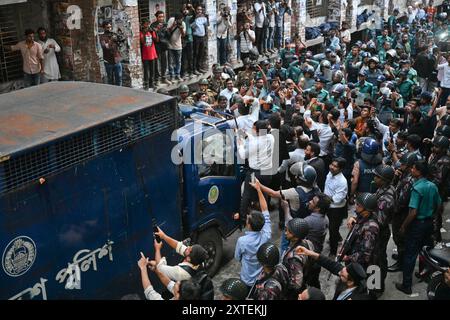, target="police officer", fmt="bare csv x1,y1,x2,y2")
220,278,249,300
388,152,418,272
356,70,375,101
310,76,330,103
178,85,194,105
281,218,314,300
209,65,226,94
372,164,396,294
344,193,380,270
350,138,382,199
236,58,256,88
198,78,216,104
427,136,450,242
250,242,288,300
